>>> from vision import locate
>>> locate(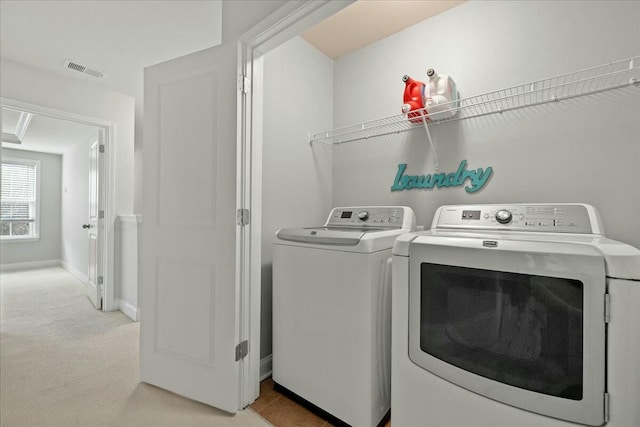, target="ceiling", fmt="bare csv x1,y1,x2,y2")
2,108,98,155
302,0,465,59
0,1,223,100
